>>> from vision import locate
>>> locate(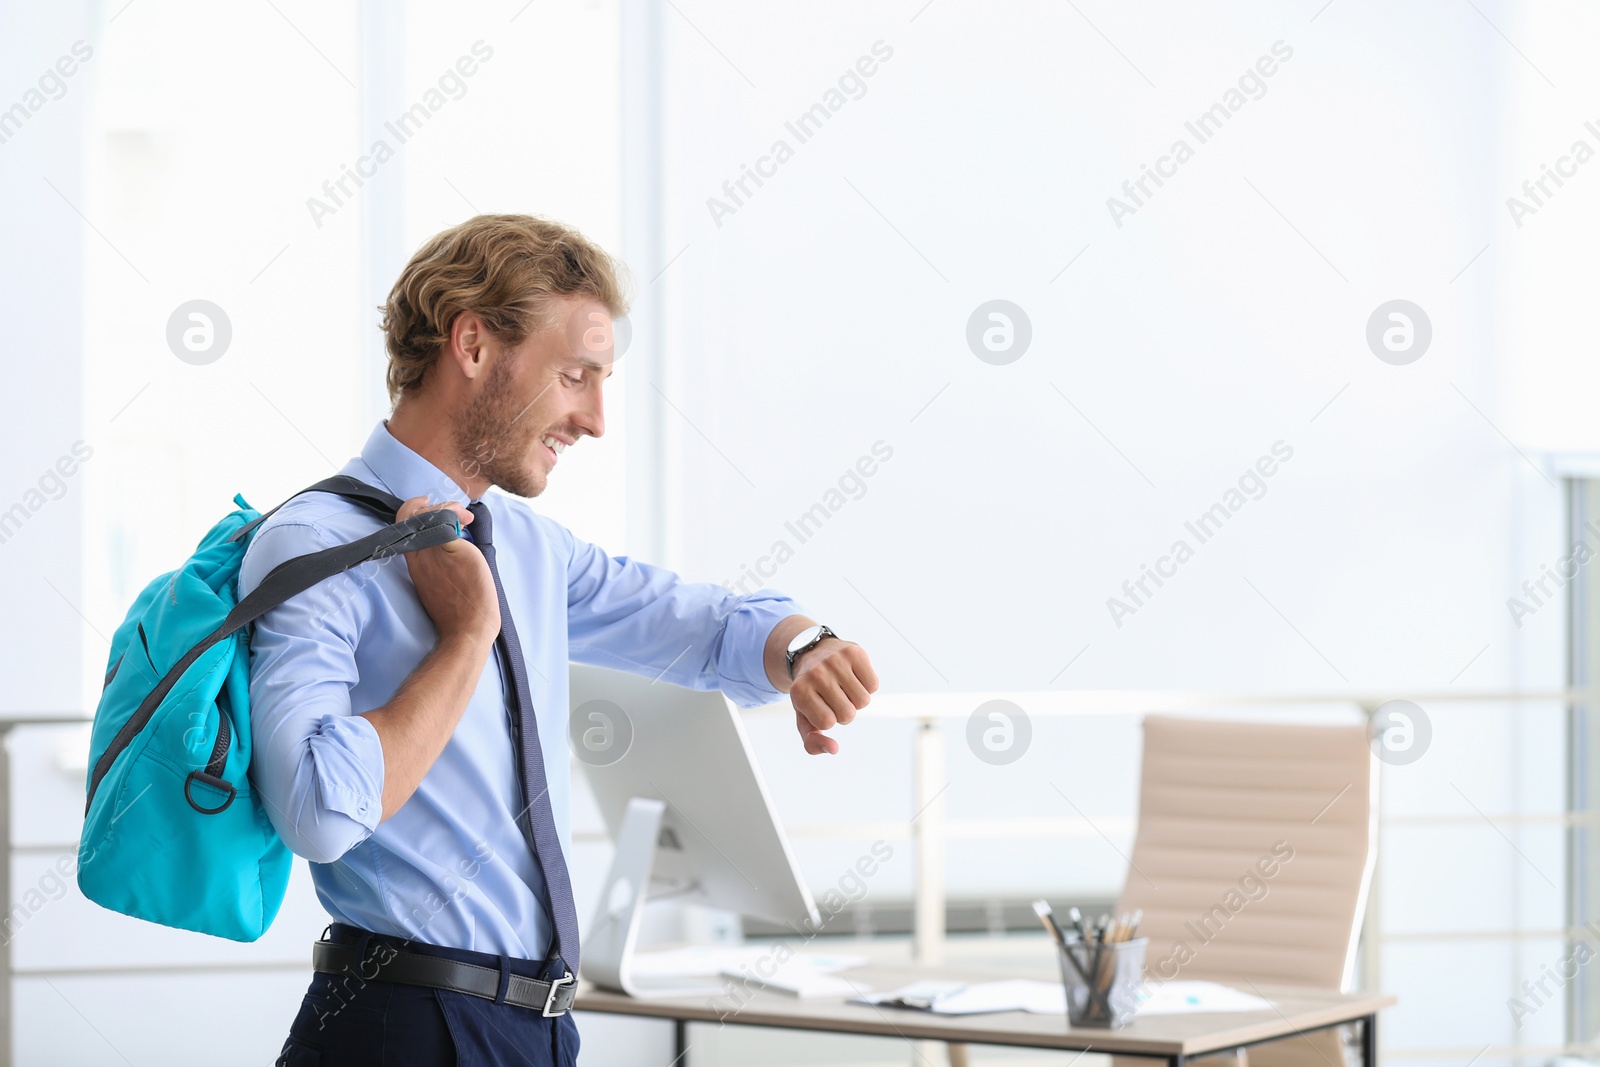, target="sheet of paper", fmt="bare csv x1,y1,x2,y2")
856,979,1067,1015
942,980,1066,1015
852,980,968,1011
1134,980,1275,1015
